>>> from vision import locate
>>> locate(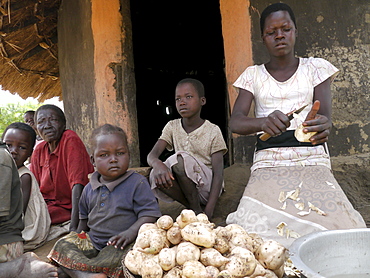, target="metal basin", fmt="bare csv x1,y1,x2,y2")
289,228,370,278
